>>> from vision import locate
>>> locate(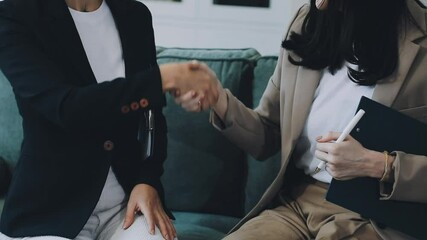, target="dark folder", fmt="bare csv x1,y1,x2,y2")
325,96,427,240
